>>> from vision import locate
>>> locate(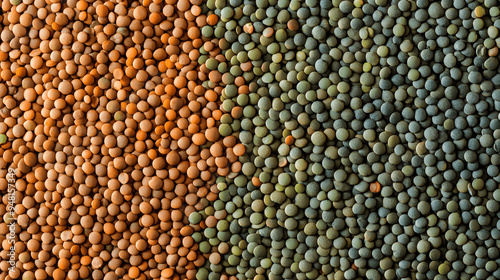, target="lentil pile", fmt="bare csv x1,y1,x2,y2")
193,0,500,279
0,0,237,279
3,0,500,279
